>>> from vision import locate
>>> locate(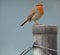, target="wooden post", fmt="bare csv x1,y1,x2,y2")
32,24,57,55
